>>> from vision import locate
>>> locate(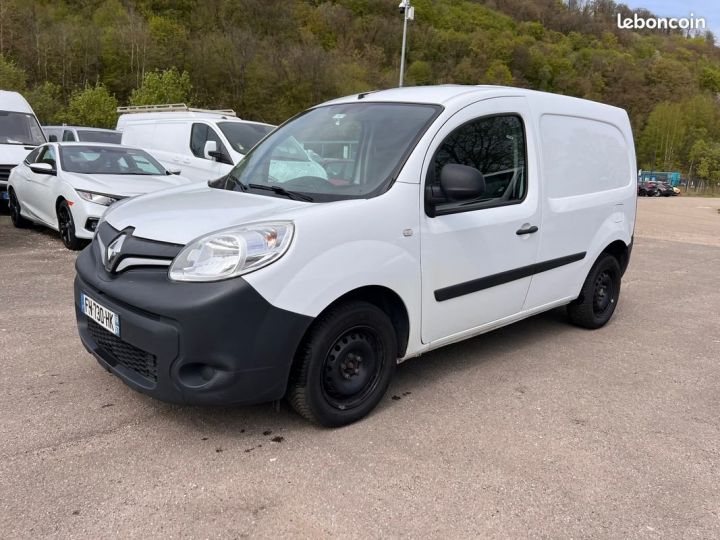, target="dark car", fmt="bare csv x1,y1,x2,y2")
656,181,677,196
638,181,659,196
